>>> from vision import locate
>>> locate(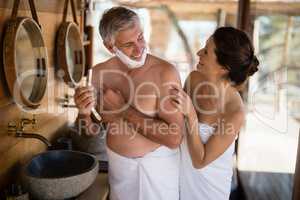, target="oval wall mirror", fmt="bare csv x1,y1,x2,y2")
56,0,85,88
3,0,48,108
